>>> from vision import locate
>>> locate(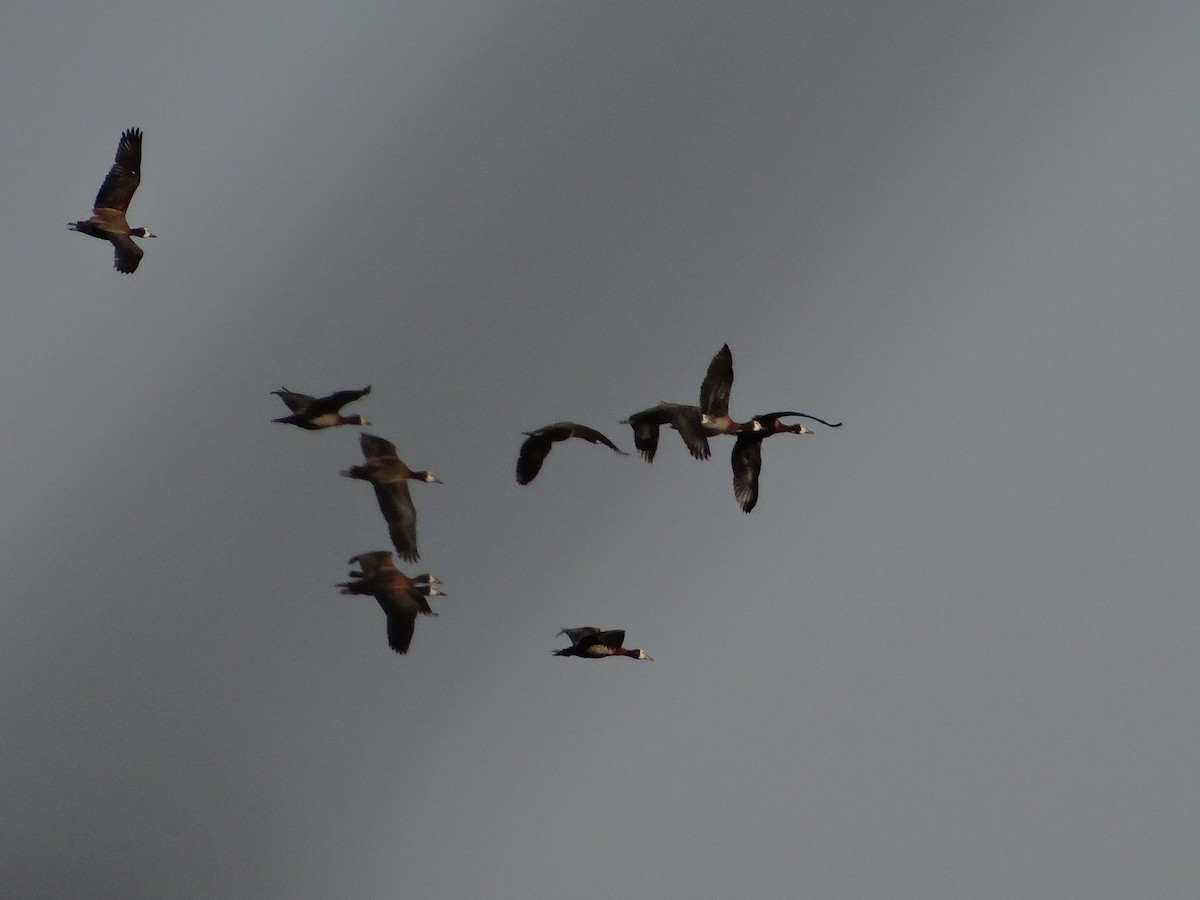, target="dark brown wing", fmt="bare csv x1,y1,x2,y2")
559,626,602,646
380,599,418,654
94,128,142,213
308,386,371,416
516,433,553,484
569,424,628,455
729,436,768,513
373,482,419,562
359,432,398,461
110,234,144,273
732,433,764,513
348,550,396,578
624,405,707,461
623,410,662,463
272,388,315,414
663,405,710,460
699,344,734,417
